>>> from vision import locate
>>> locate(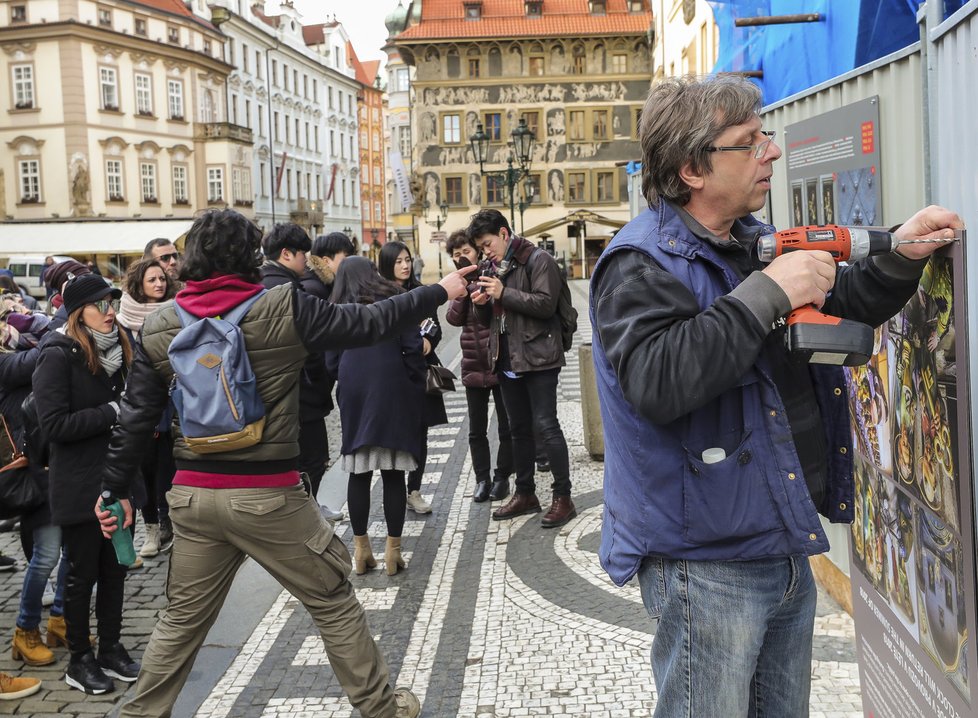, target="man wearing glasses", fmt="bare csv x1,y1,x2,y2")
143,239,181,282
588,75,963,716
